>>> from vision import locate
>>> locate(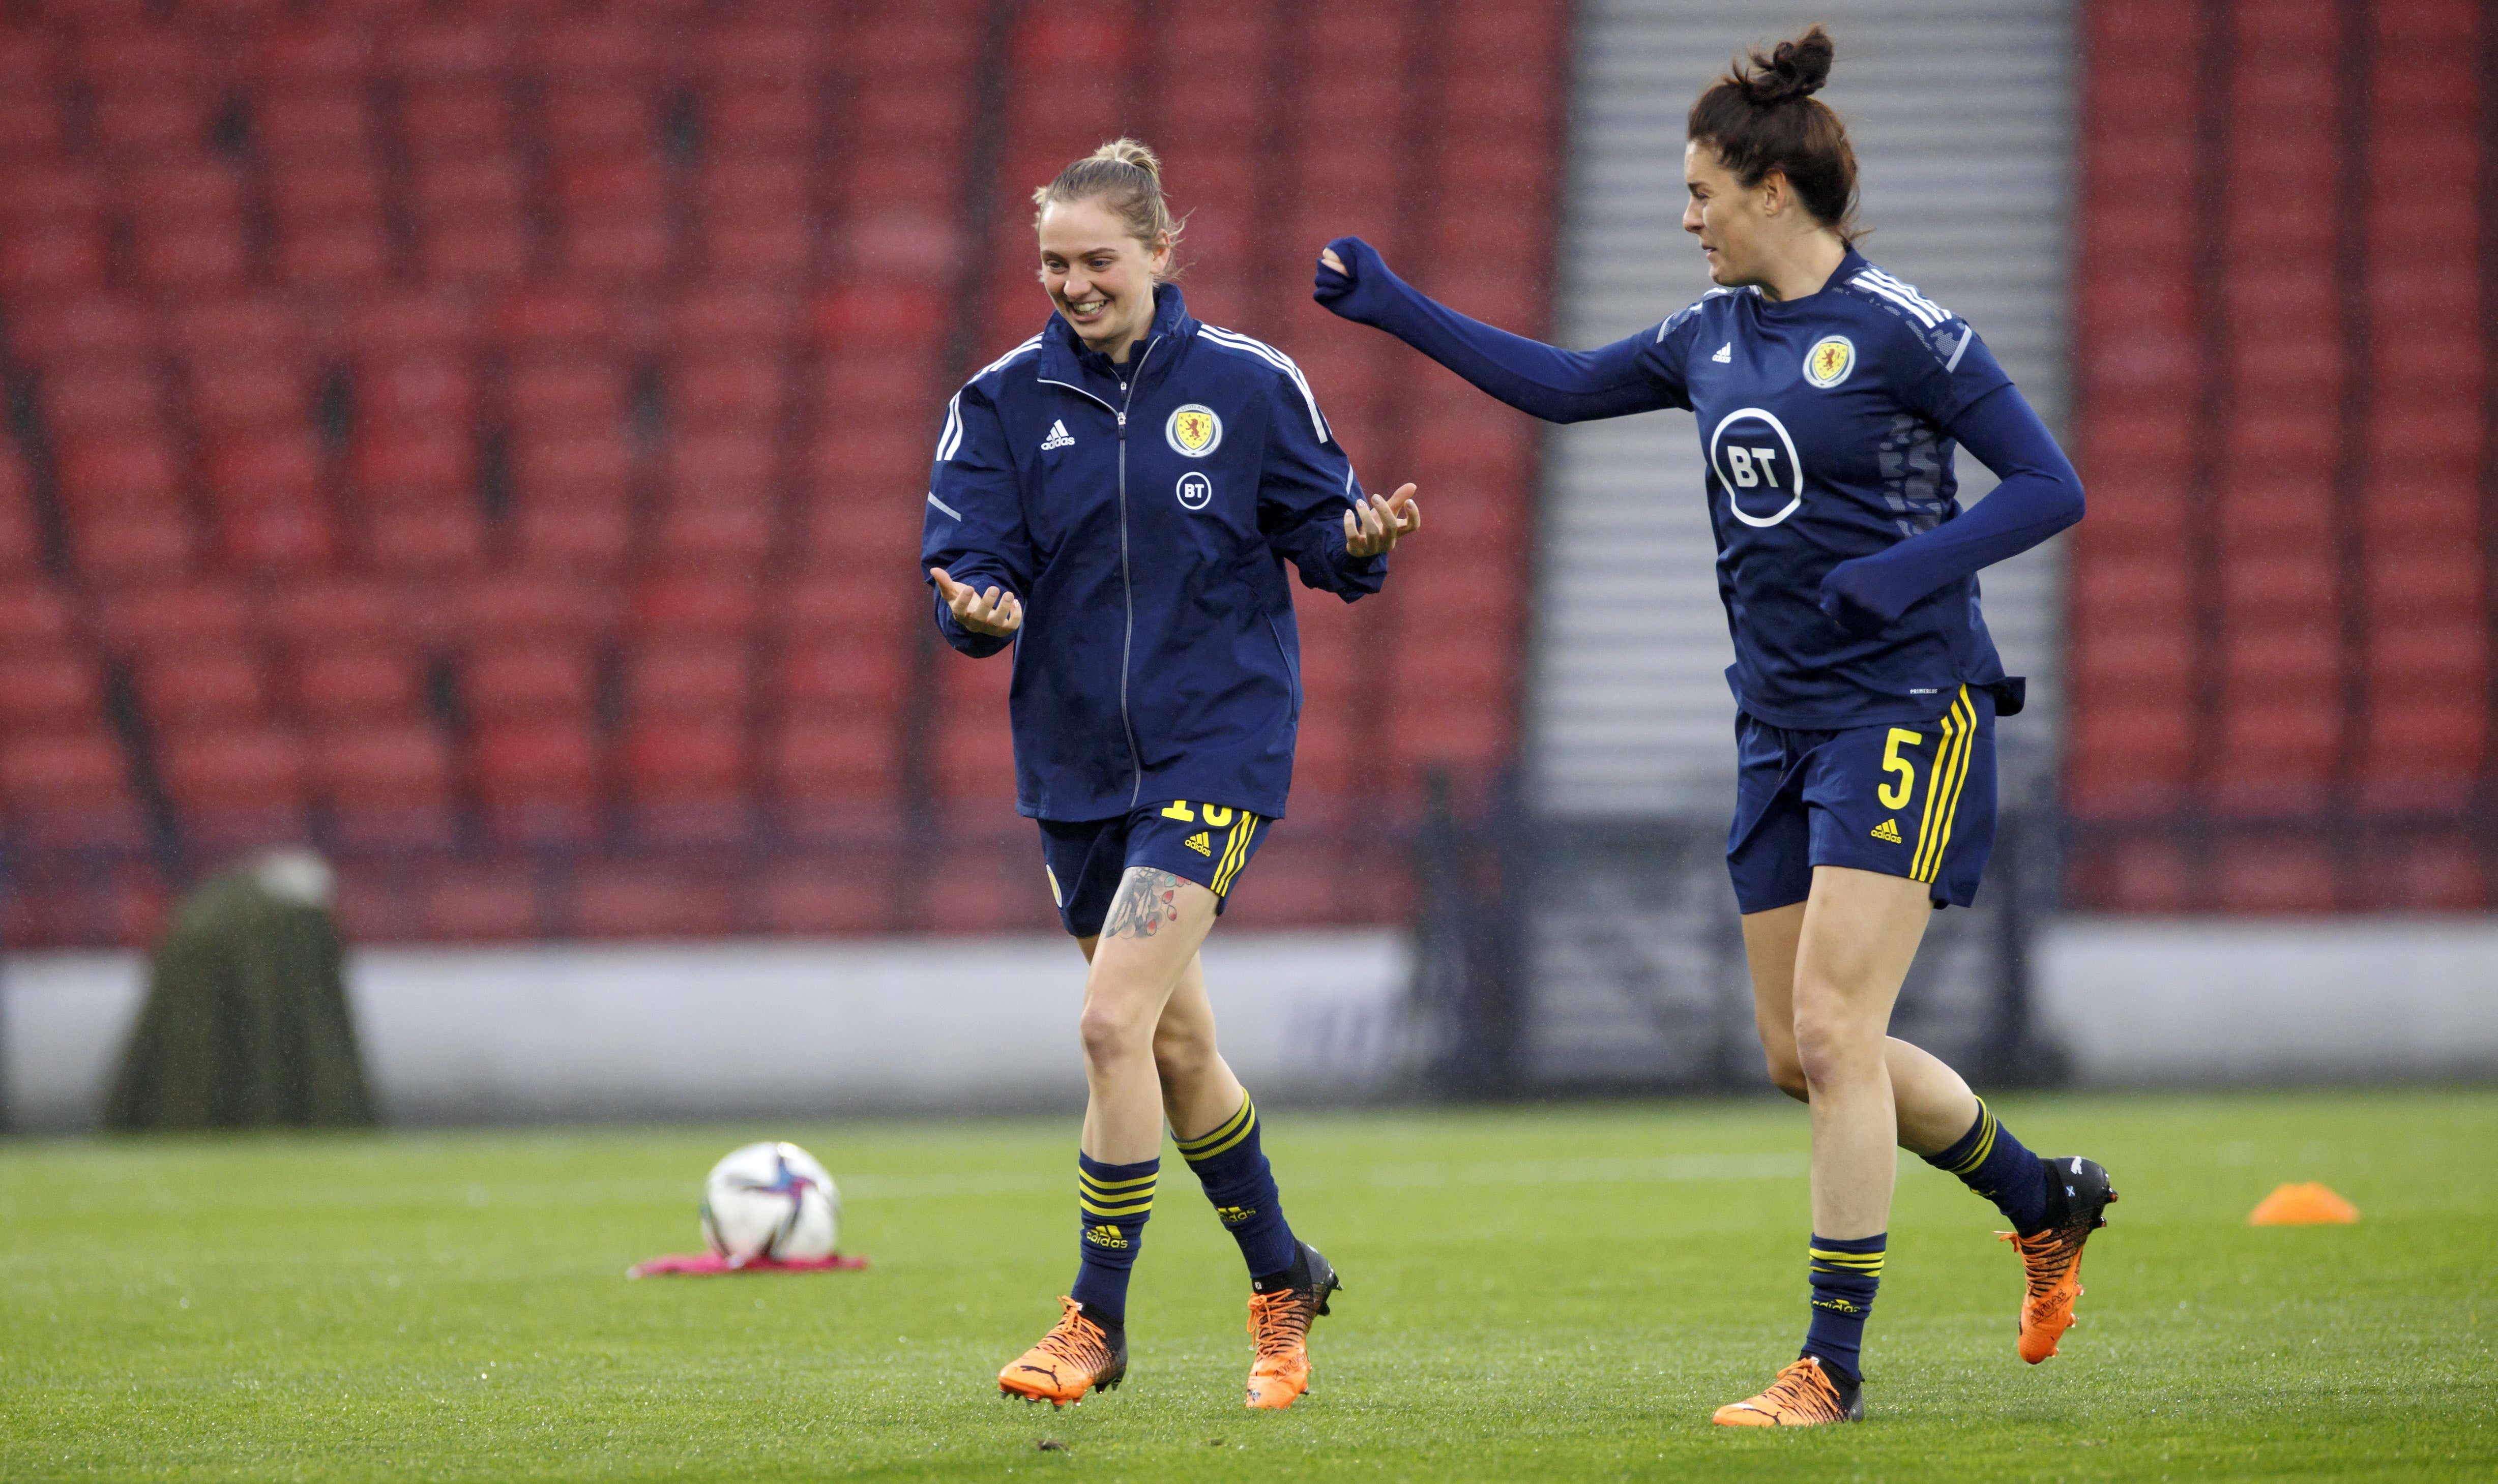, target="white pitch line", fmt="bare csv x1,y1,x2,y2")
839,1151,1805,1203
